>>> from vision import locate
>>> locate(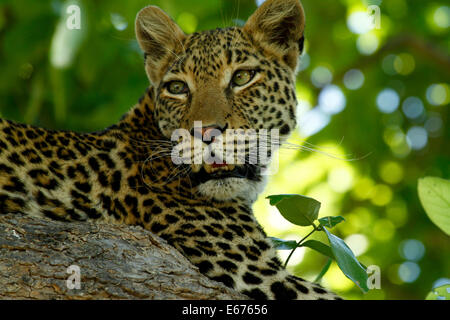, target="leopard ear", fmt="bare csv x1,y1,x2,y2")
244,0,305,70
135,6,186,84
